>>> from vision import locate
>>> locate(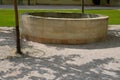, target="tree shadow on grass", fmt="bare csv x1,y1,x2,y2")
45,29,120,50
0,54,120,80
